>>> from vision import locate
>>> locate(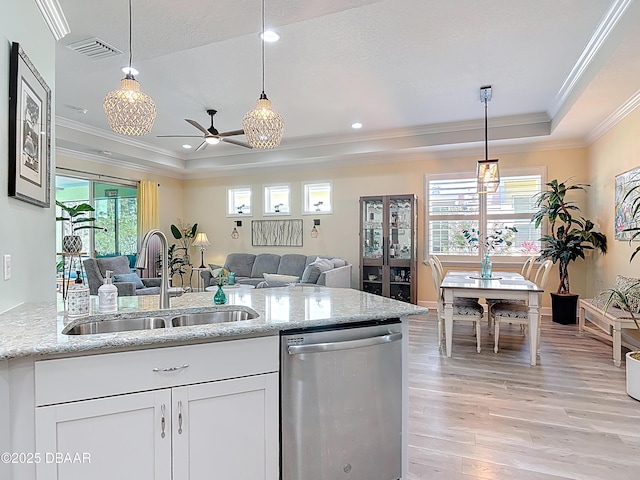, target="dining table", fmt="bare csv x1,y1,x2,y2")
440,270,544,365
